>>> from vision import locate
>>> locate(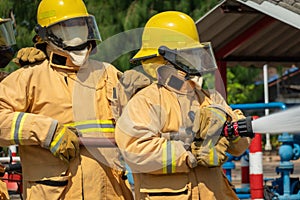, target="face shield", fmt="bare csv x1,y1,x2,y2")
38,16,101,51
158,42,217,77
0,19,16,68
0,19,16,47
